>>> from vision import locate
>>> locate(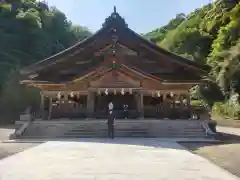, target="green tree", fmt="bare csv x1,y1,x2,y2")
144,13,186,42
0,0,91,88
216,41,240,94
0,0,92,123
